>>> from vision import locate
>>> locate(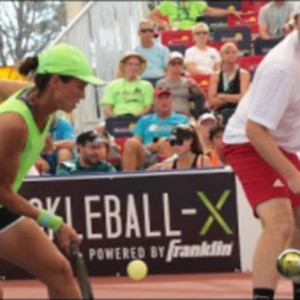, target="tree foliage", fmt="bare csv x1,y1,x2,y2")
0,1,66,66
